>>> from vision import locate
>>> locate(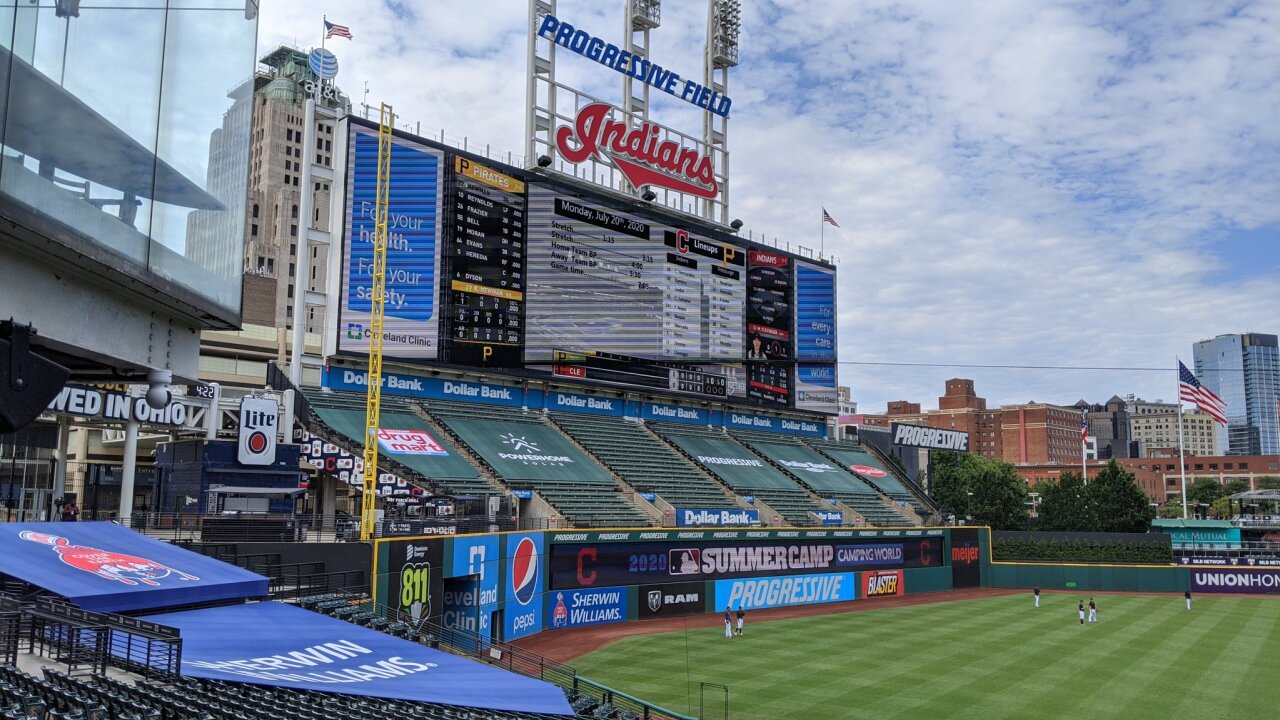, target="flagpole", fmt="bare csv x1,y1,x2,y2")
1177,358,1189,519
1081,419,1087,484
820,207,825,255
321,15,327,51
